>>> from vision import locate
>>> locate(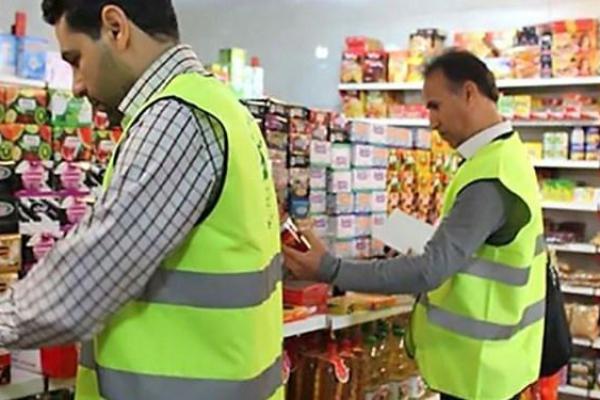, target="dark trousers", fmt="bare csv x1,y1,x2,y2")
440,393,520,400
